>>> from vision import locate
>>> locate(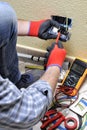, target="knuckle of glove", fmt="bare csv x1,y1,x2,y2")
39,19,57,40
57,48,66,58
51,19,59,28
50,46,66,63
44,43,66,69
